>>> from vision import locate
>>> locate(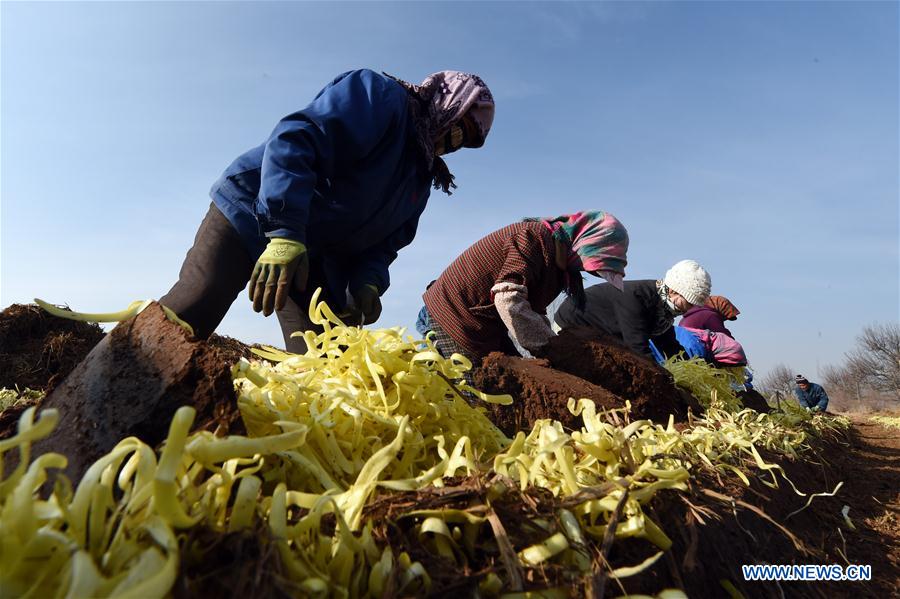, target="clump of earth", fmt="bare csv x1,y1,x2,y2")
473,327,700,435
